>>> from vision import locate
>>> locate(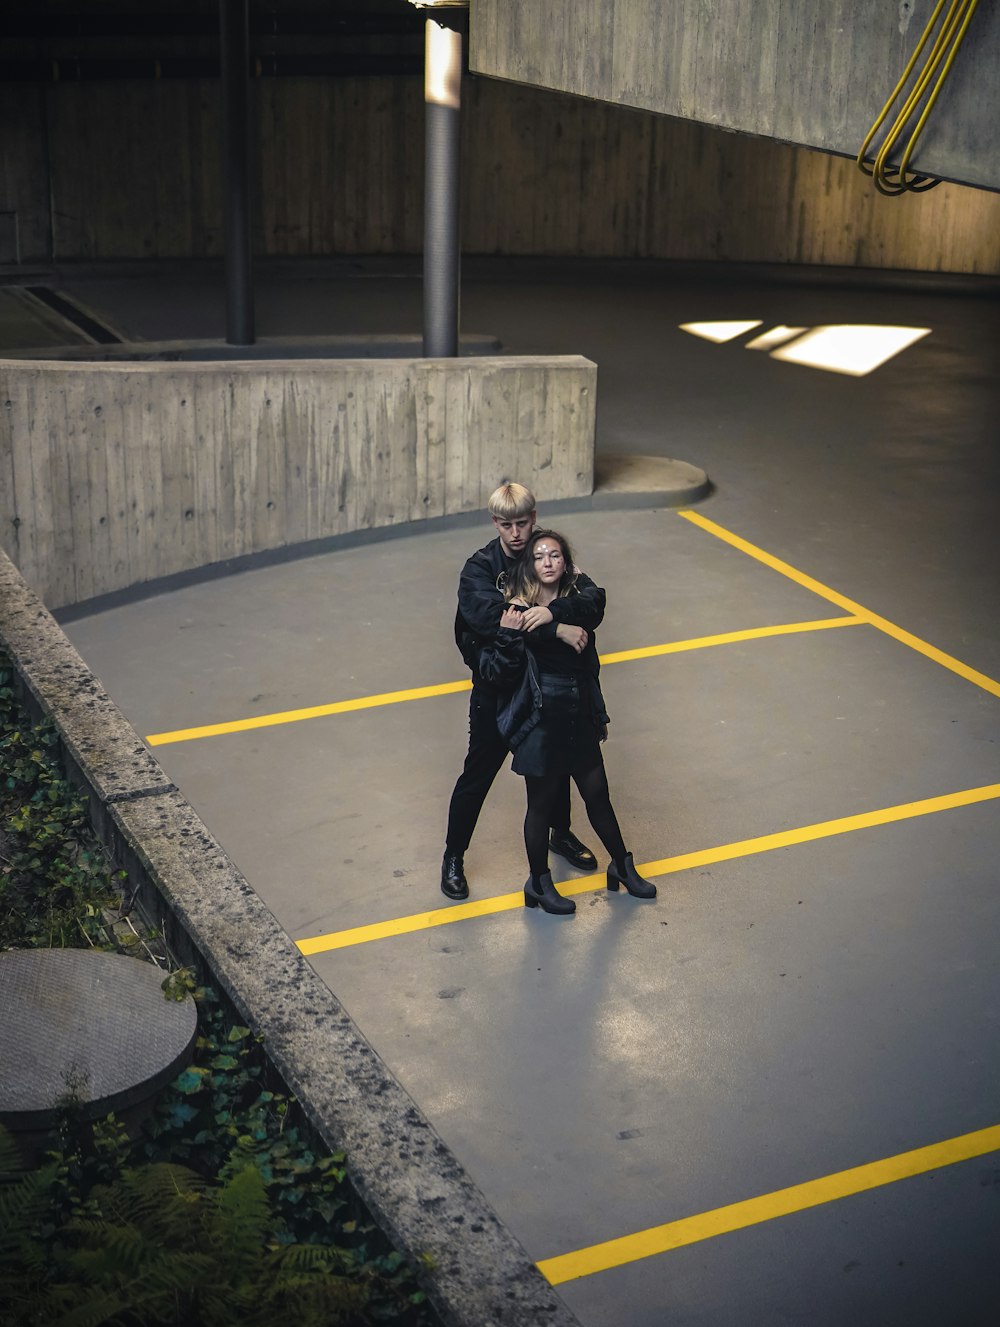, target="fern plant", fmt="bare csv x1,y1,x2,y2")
2,1143,371,1327
0,1127,62,1325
